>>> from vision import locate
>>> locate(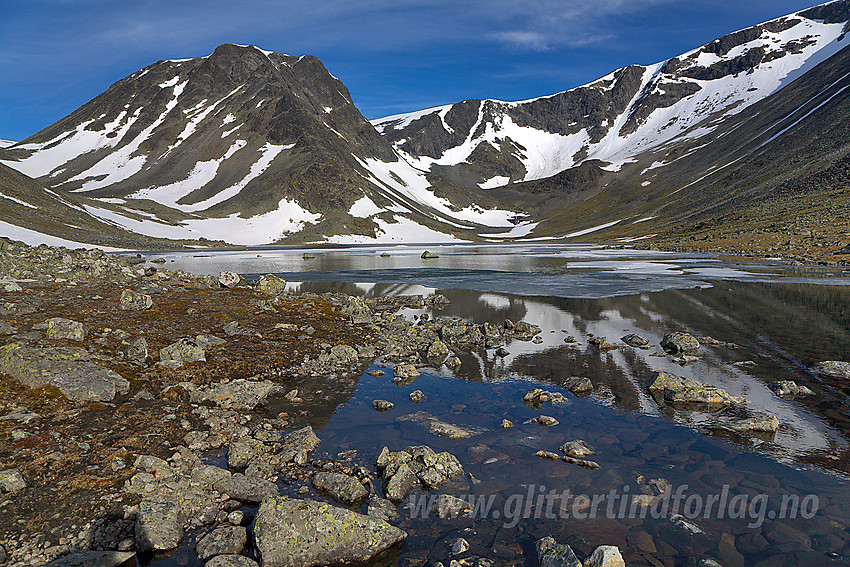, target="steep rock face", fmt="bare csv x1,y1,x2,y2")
374,4,850,190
